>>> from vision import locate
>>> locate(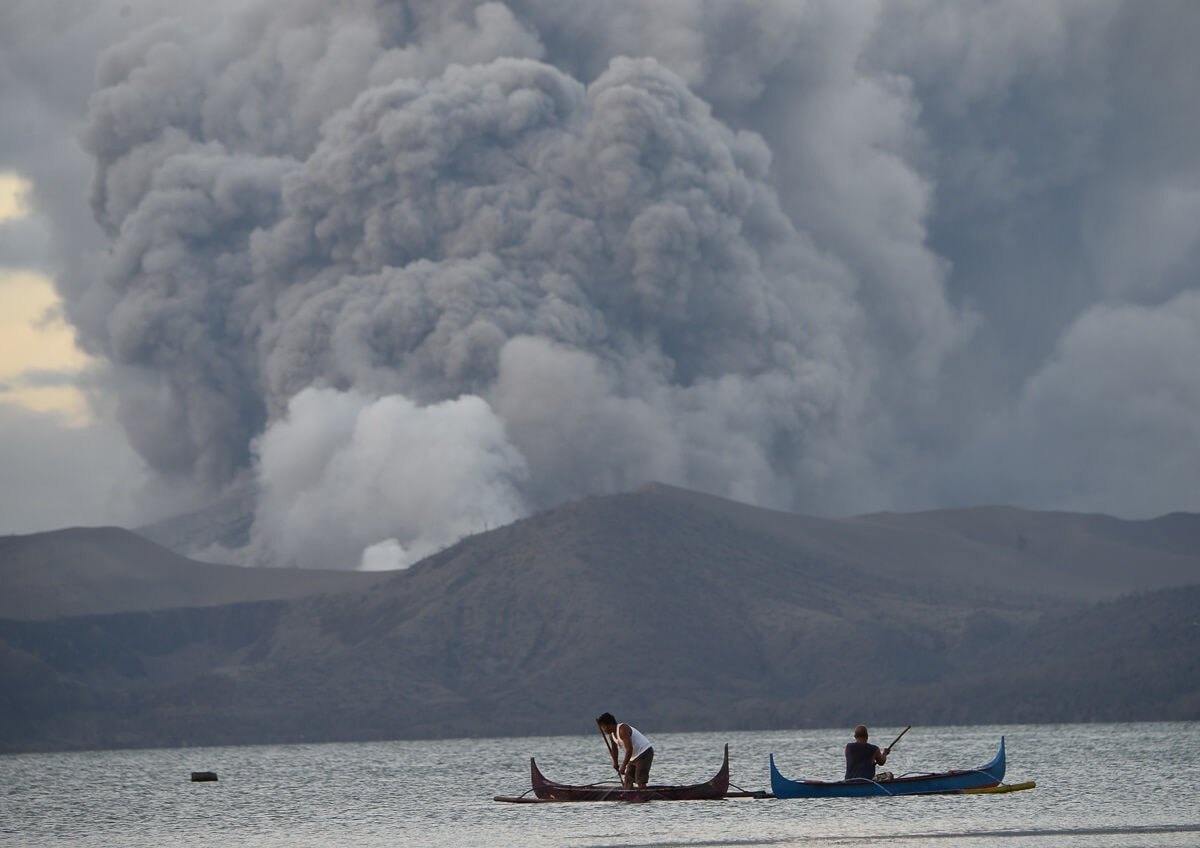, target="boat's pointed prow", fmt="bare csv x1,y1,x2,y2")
980,736,1006,783
529,756,548,792
710,743,731,797
768,753,786,797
